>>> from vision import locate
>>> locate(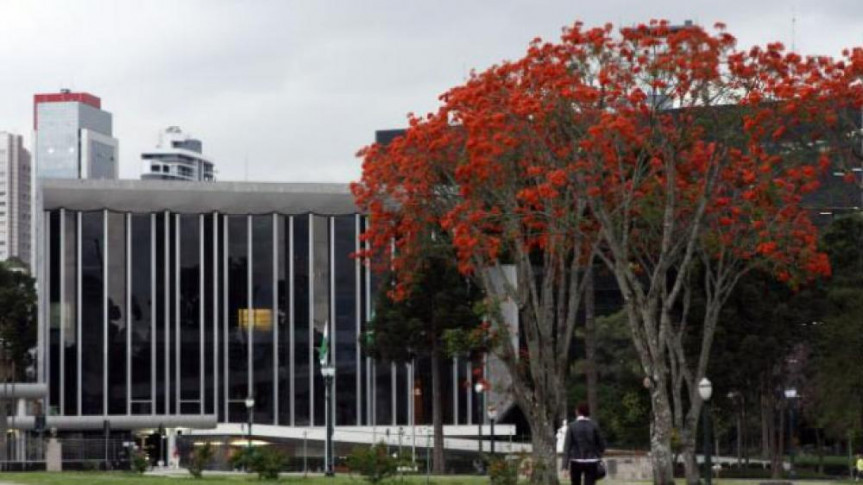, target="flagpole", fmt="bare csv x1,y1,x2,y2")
320,321,335,477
